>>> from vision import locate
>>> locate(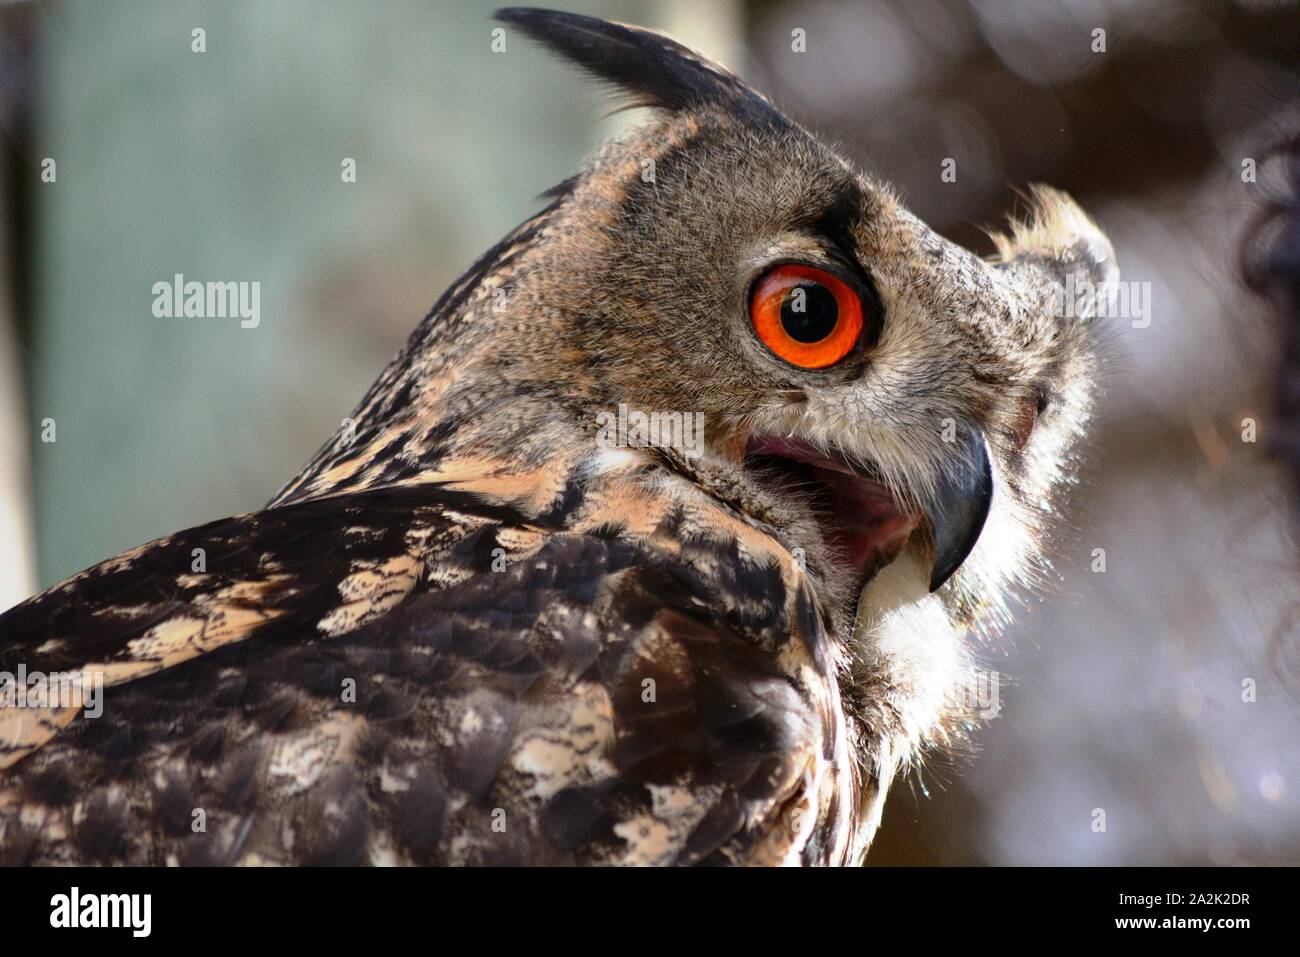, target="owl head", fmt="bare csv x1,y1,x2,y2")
296,8,1118,761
